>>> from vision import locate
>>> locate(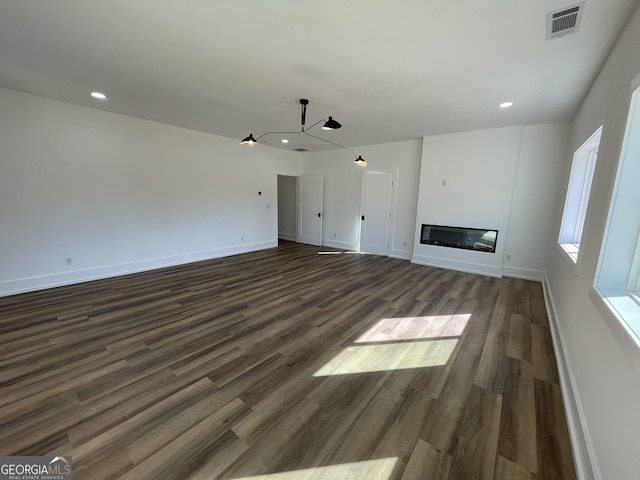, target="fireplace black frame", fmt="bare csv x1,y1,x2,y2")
420,224,498,253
